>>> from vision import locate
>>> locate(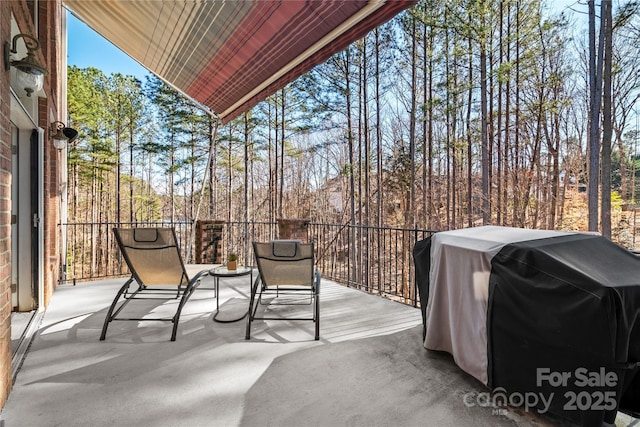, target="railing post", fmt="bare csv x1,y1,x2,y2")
194,220,225,264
